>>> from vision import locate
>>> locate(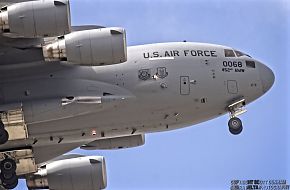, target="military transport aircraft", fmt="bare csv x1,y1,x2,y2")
0,0,275,189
